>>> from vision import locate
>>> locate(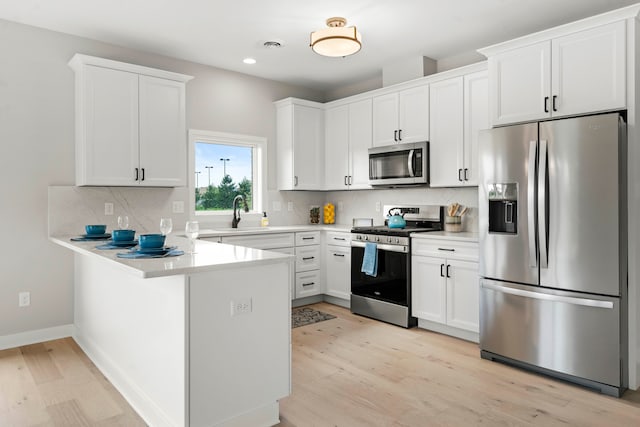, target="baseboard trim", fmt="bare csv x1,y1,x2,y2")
73,331,179,427
417,319,479,343
0,324,74,351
